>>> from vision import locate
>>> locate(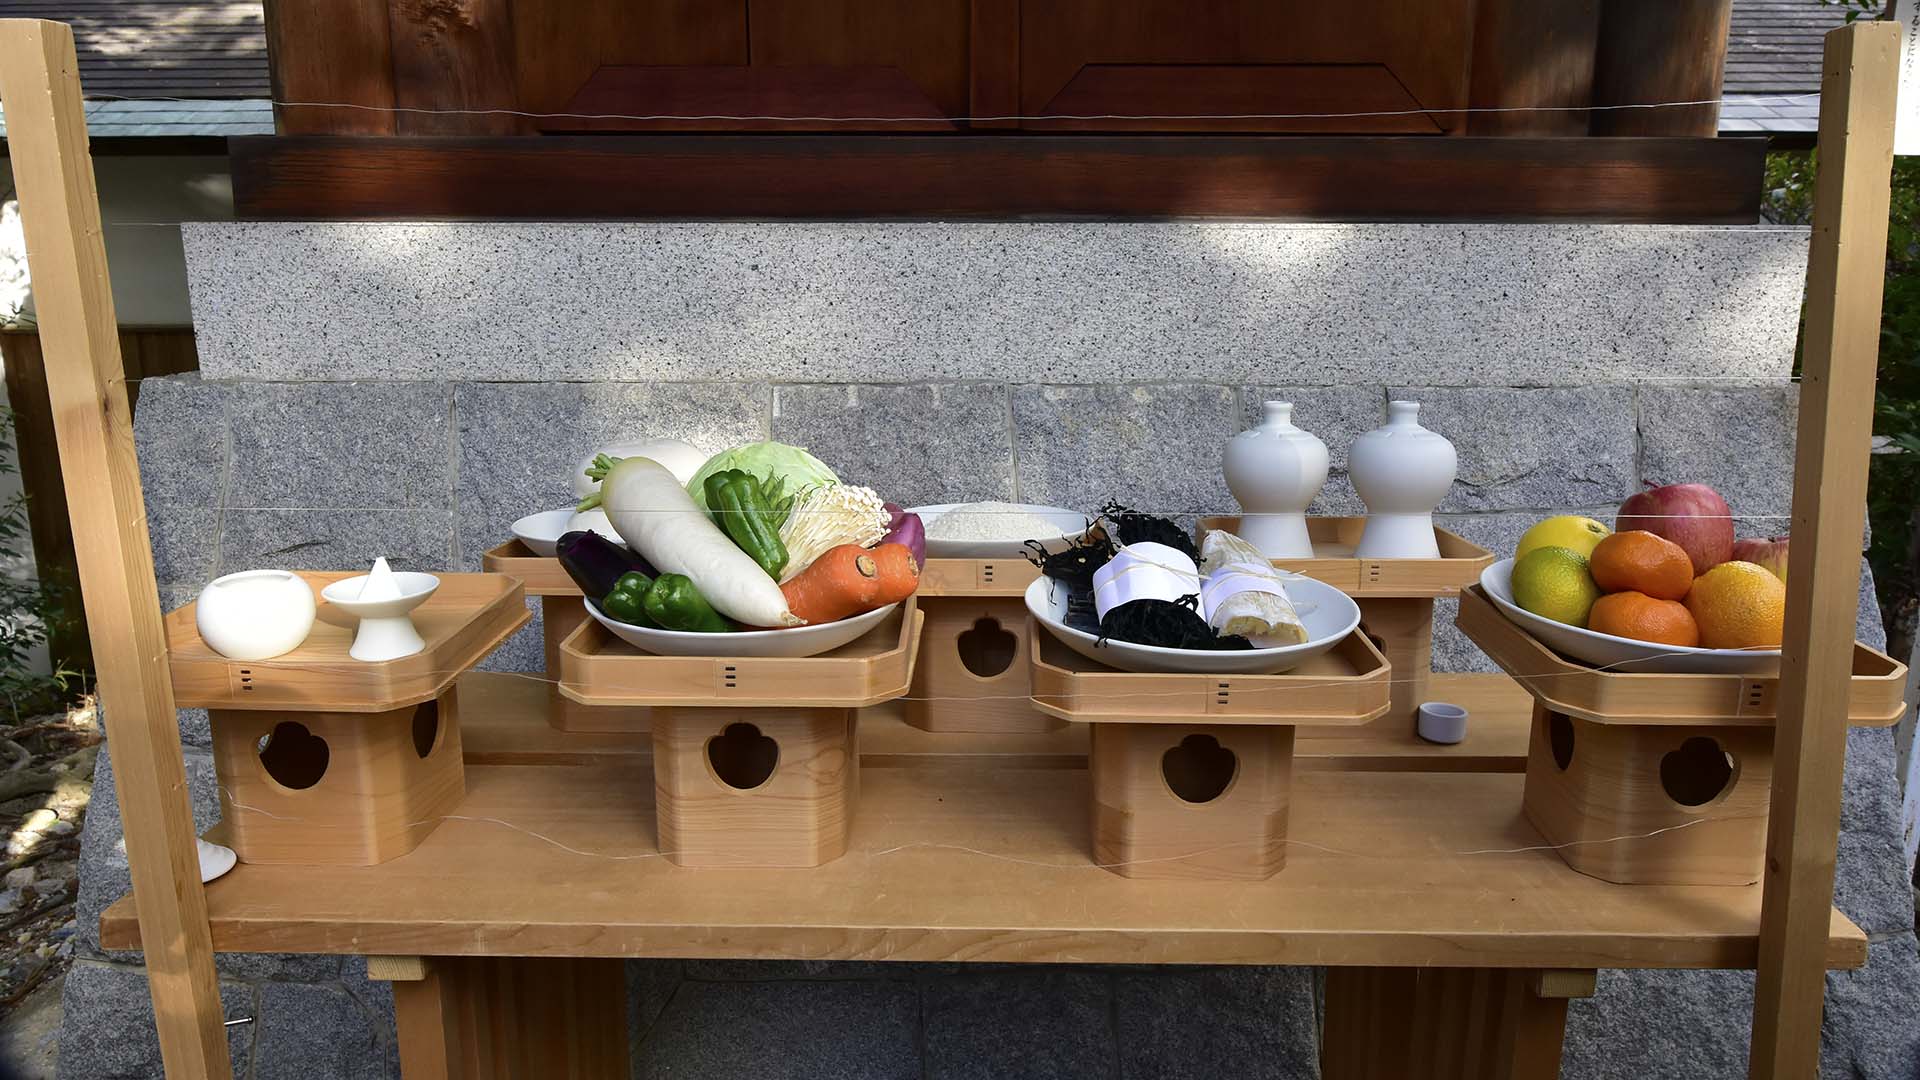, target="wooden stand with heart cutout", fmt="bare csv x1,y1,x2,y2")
558,601,921,867
1456,585,1908,885
1029,626,1391,879
167,572,530,867
905,558,1062,733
